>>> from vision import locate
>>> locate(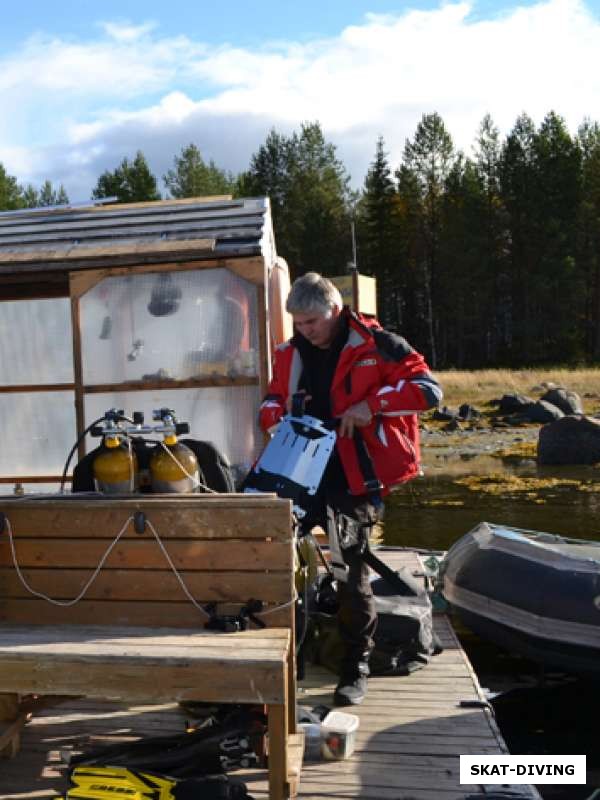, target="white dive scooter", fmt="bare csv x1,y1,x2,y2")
242,394,337,519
